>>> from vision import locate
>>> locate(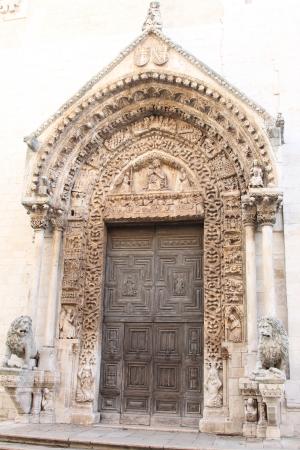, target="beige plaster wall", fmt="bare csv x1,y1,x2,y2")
0,0,299,383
